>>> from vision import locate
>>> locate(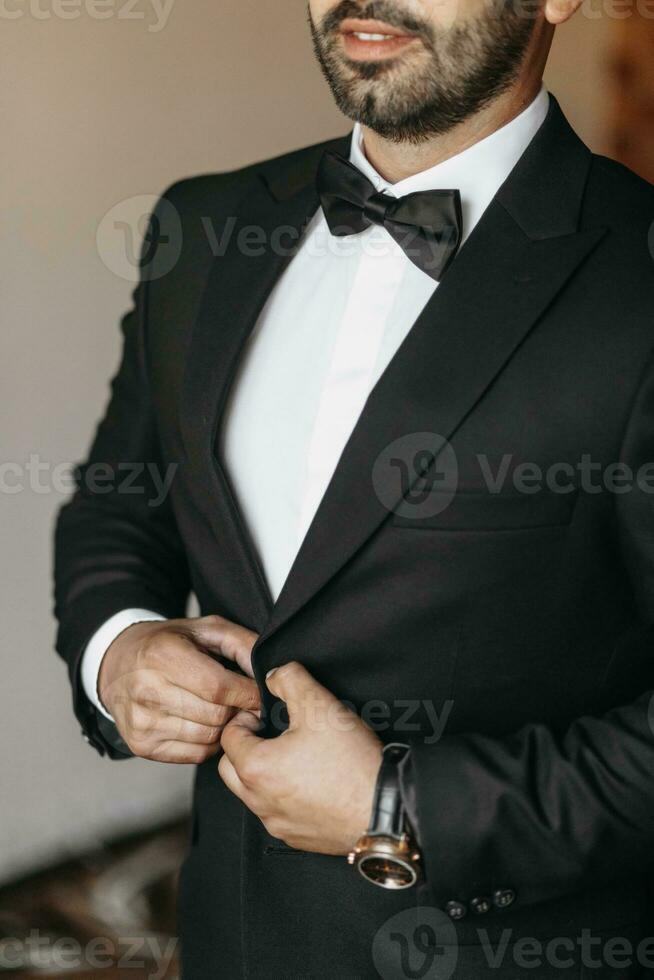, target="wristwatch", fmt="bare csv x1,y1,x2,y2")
347,743,422,889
